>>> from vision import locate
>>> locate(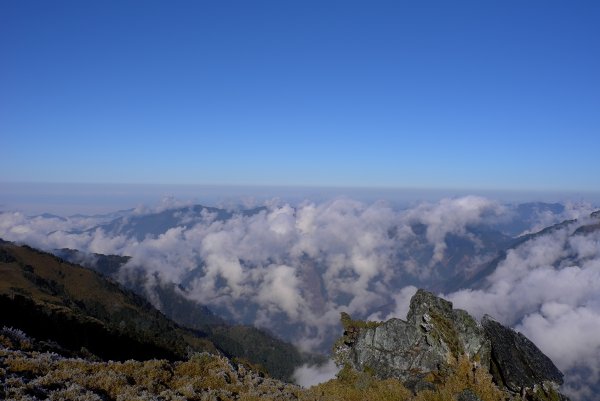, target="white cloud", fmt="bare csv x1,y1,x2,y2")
402,196,507,266
257,264,303,320
368,285,418,322
293,359,340,388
